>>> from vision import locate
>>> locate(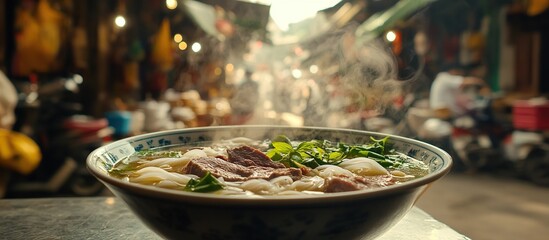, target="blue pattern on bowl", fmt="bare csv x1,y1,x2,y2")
88,126,452,240
97,126,447,174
